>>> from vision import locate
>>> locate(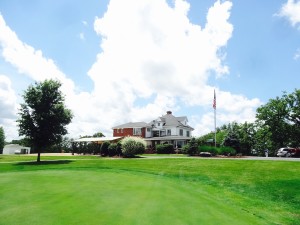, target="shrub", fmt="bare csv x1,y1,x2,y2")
185,138,198,156
121,136,146,157
100,141,110,156
218,146,236,156
156,144,174,154
108,142,122,157
108,143,118,156
182,145,189,154
198,146,218,155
